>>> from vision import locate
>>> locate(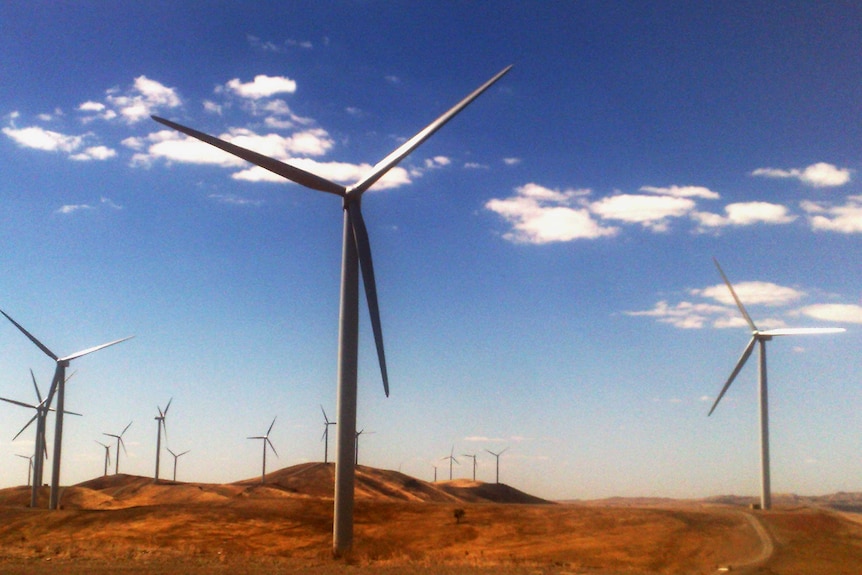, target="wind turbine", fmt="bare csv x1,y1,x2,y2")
484,447,509,484
248,416,278,484
95,441,111,477
431,464,438,482
1,309,132,509
152,65,511,555
2,369,80,507
153,398,172,483
354,428,374,466
16,454,34,487
166,447,190,482
441,446,459,480
462,452,478,481
707,258,845,510
321,405,336,464
103,421,132,475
